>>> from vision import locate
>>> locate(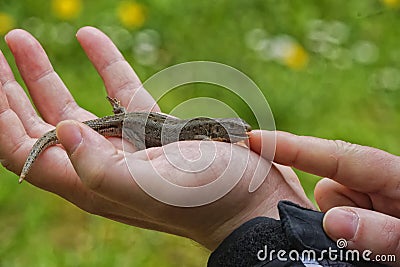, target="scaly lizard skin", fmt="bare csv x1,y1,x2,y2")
19,97,252,183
